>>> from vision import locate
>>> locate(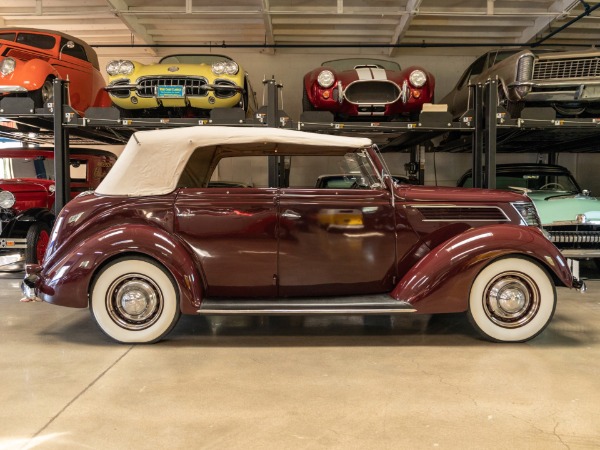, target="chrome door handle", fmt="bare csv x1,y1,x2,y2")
282,210,301,220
